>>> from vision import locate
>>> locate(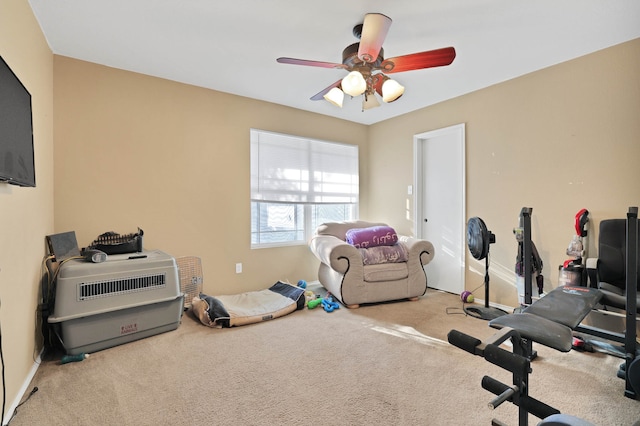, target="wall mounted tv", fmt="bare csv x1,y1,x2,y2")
0,55,35,187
